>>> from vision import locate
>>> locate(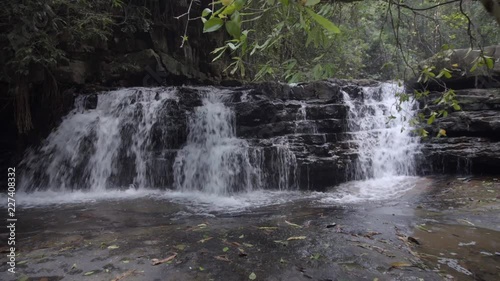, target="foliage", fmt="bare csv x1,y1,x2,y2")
2,0,151,78
178,0,500,84
1,0,151,133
